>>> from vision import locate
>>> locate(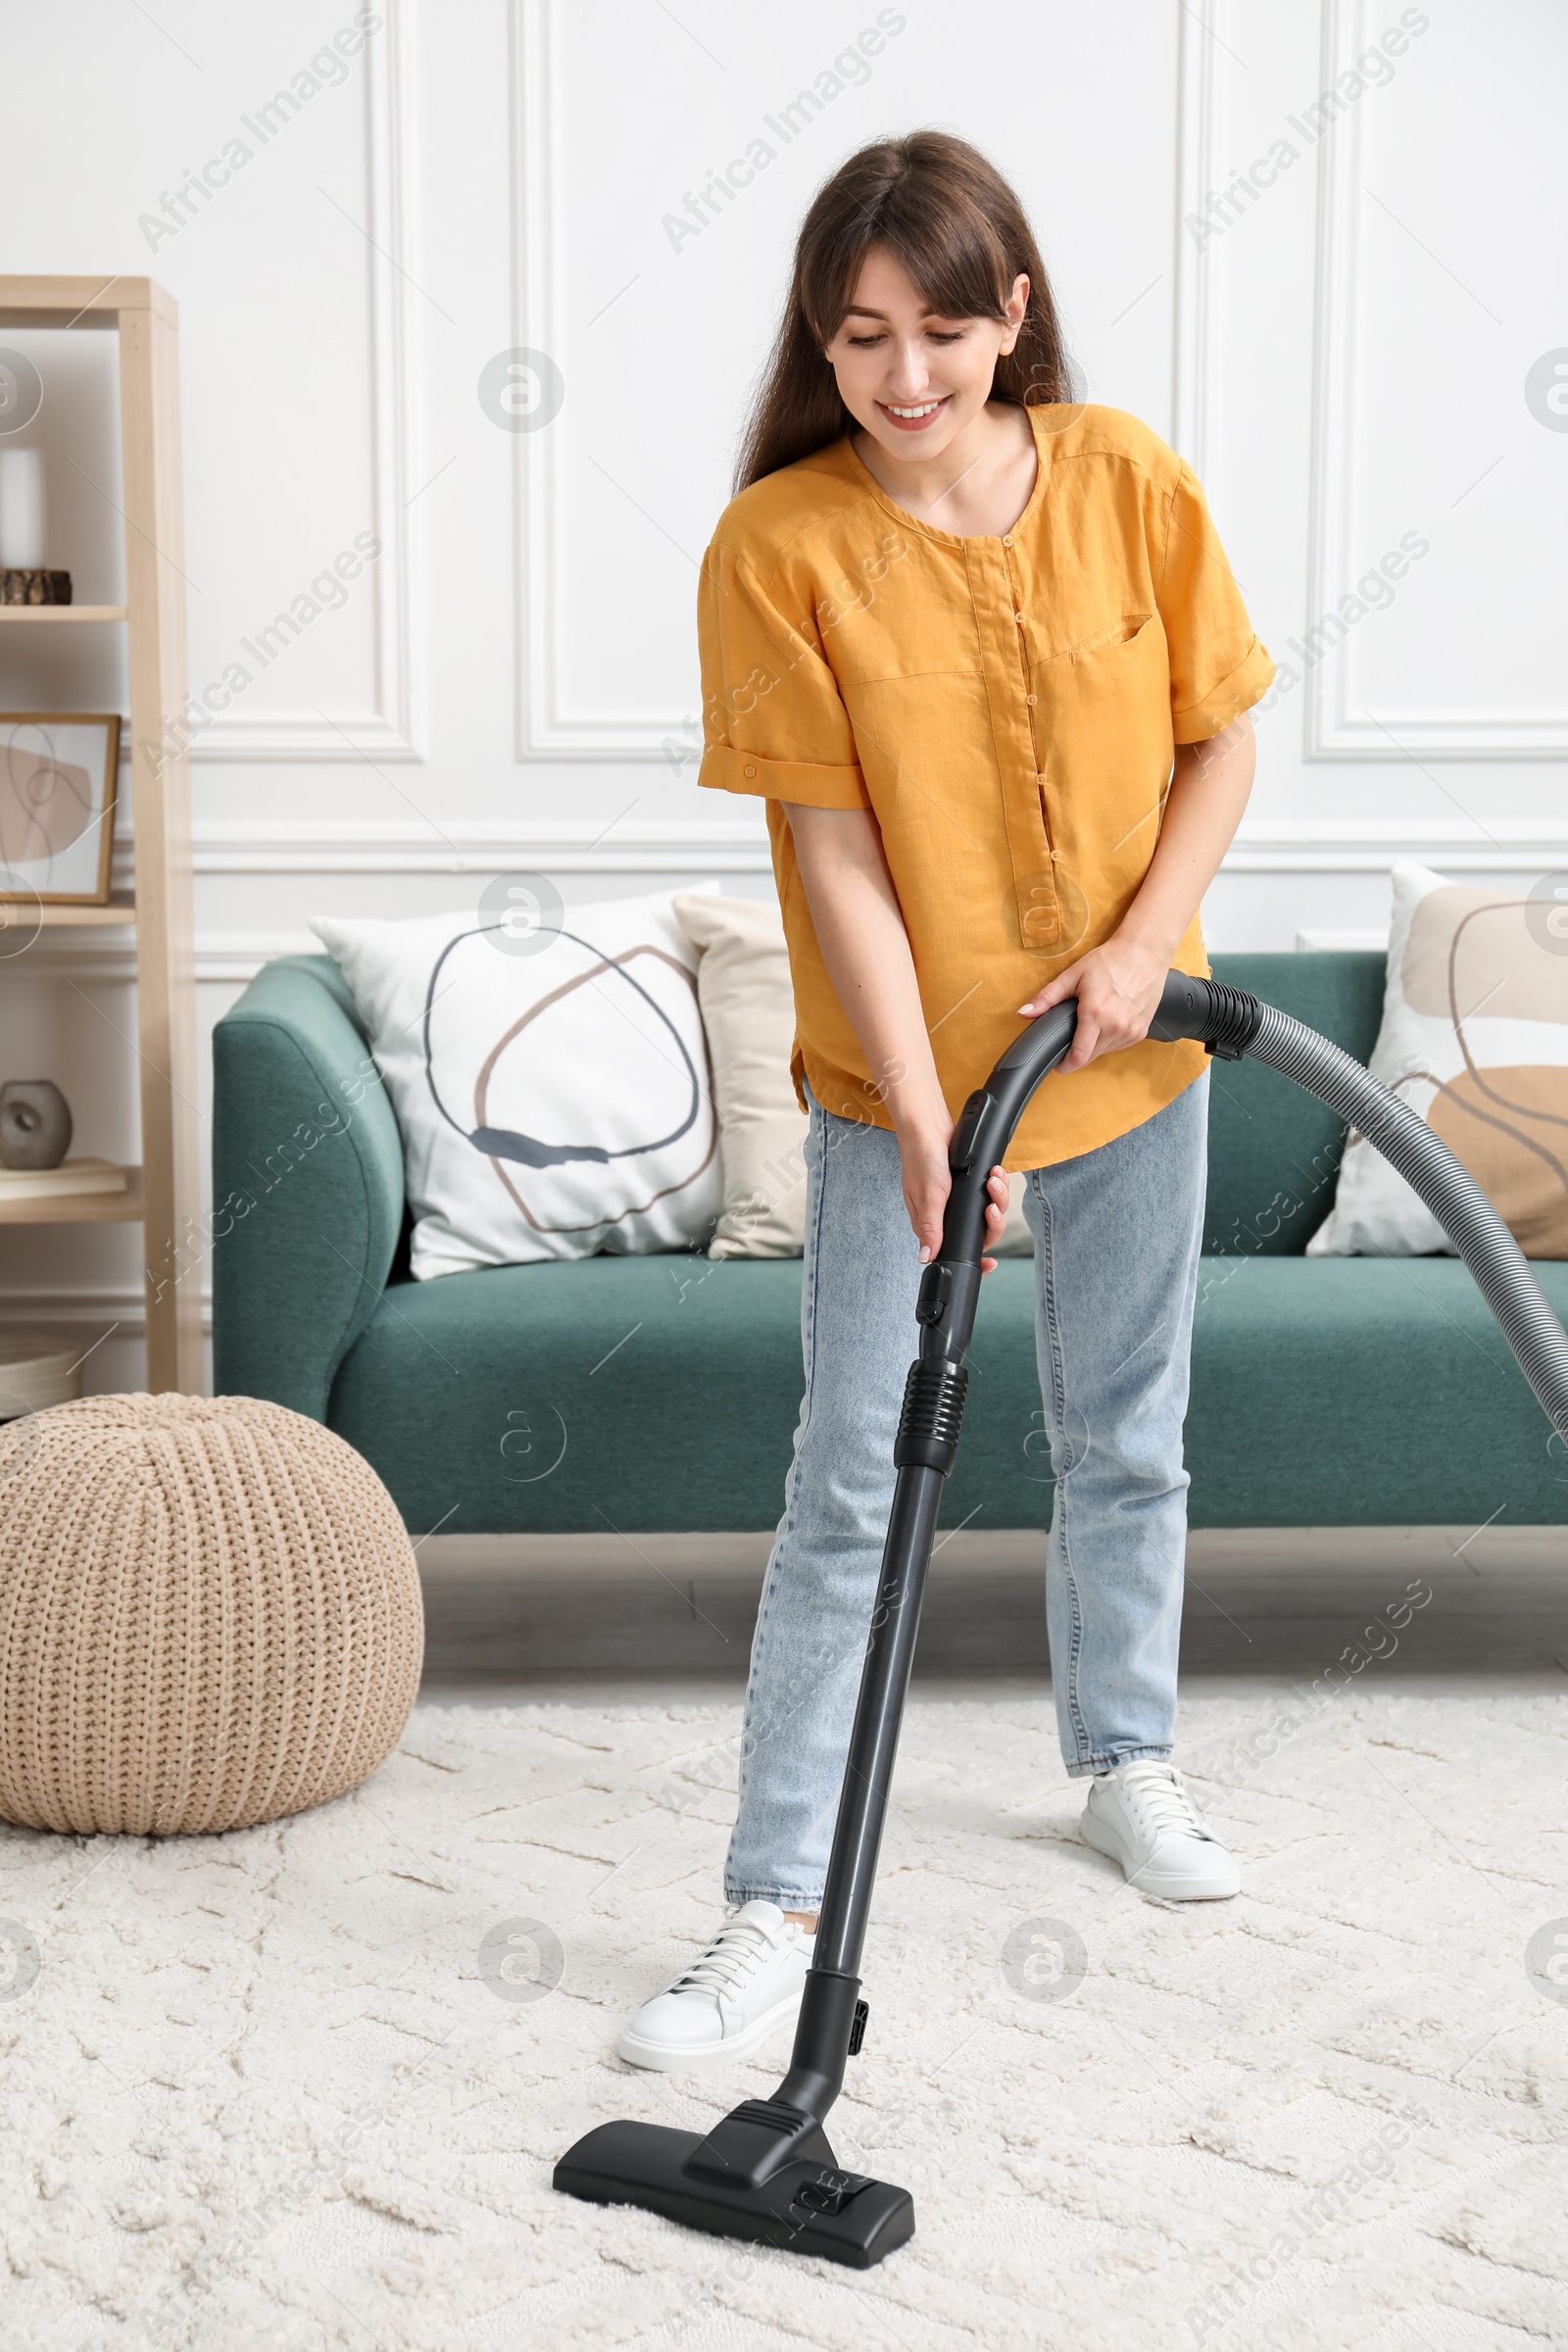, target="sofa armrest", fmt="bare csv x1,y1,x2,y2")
212,954,405,1419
